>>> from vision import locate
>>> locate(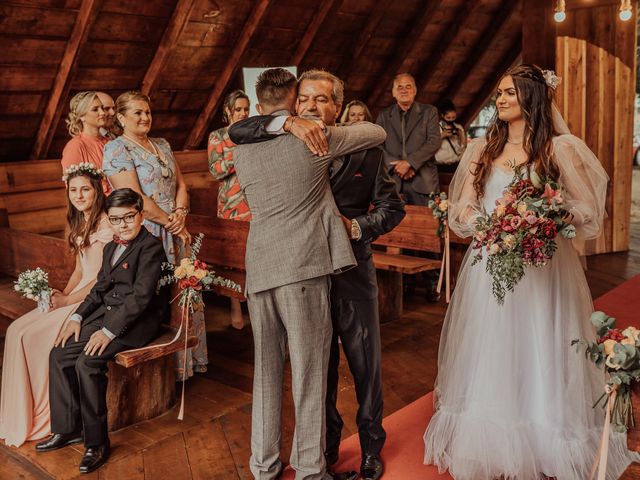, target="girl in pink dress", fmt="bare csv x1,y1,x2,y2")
0,166,113,447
